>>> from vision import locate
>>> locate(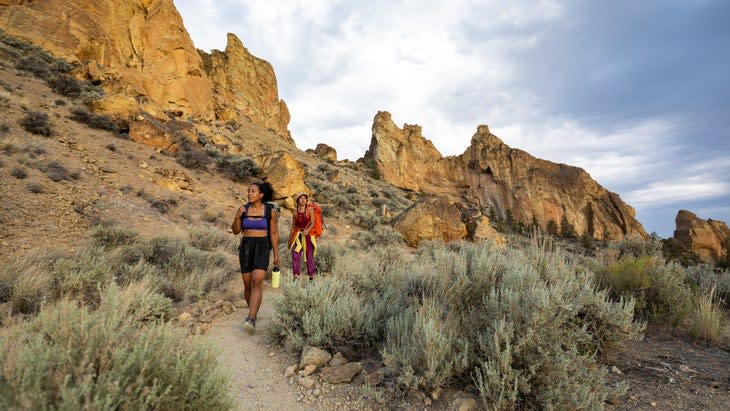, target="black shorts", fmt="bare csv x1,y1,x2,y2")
239,237,271,273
